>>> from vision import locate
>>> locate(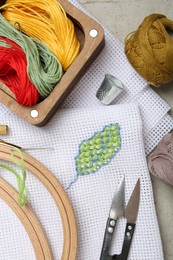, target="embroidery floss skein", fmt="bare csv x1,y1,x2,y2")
148,132,173,186
0,37,39,106
125,14,173,87
0,14,63,101
0,0,80,70
0,147,28,207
